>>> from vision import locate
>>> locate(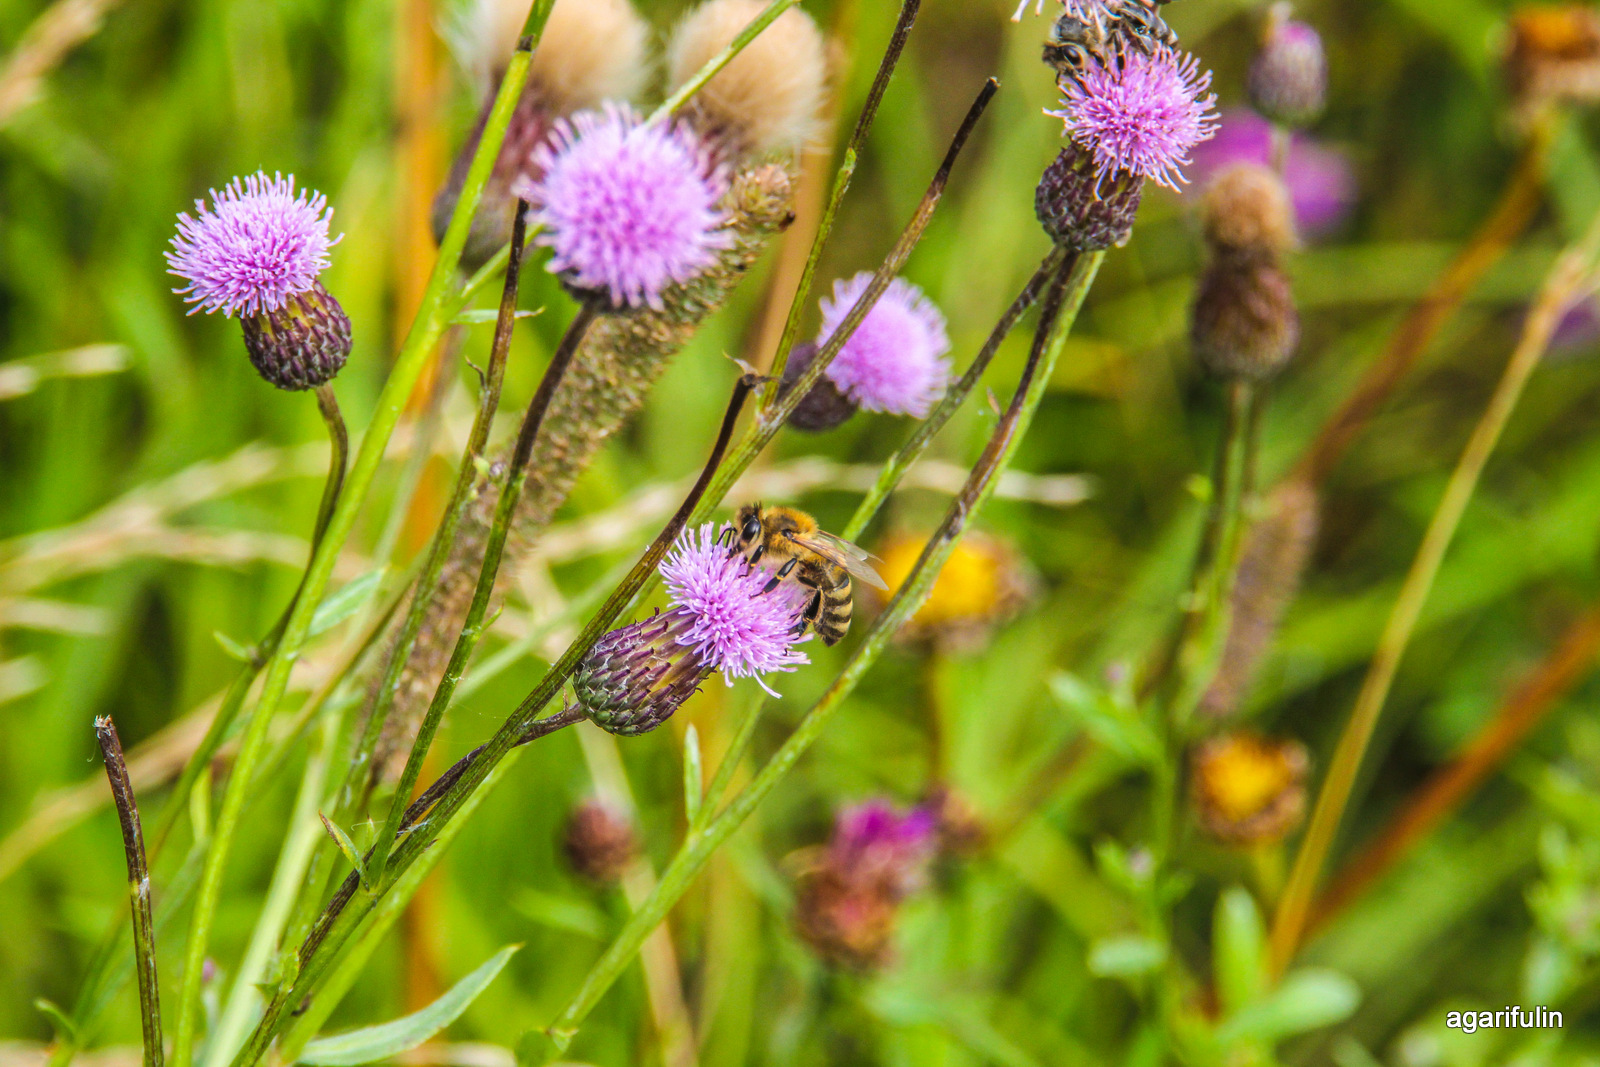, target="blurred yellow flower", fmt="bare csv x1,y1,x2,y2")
1191,732,1309,844
874,532,1035,651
